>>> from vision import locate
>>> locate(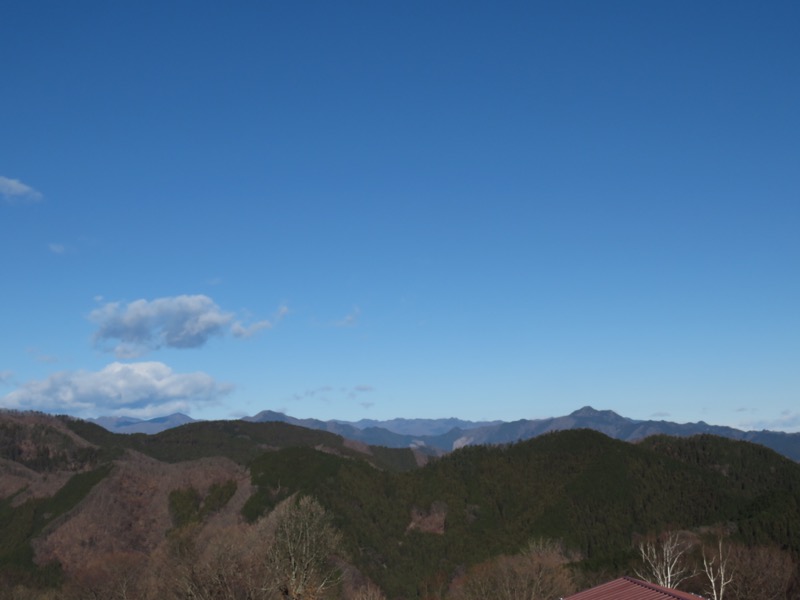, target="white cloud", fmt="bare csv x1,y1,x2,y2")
89,295,282,358
48,243,66,254
0,176,43,204
0,361,232,418
89,295,232,356
0,370,13,385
